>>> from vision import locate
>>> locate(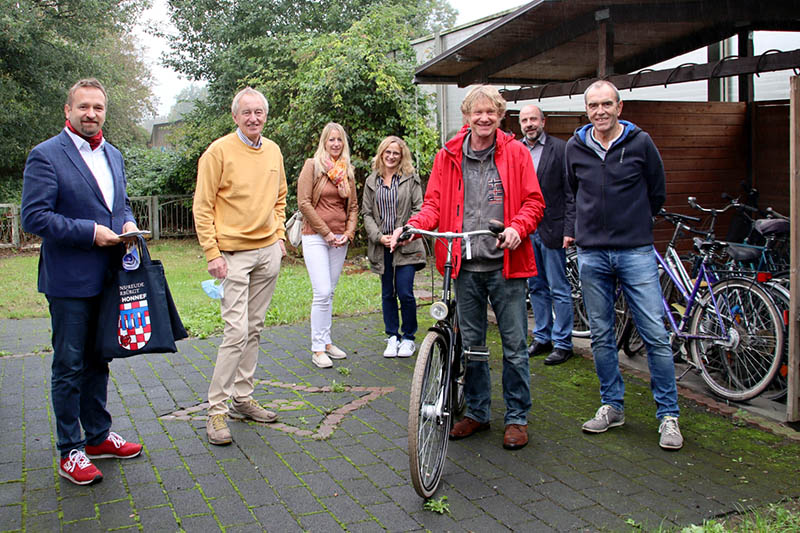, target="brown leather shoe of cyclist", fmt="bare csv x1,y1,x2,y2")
503,424,528,450
449,417,490,440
